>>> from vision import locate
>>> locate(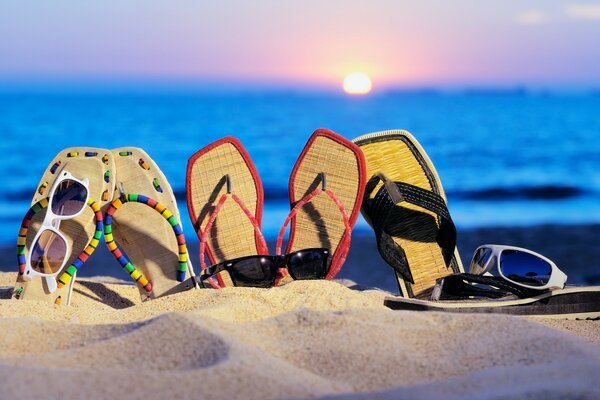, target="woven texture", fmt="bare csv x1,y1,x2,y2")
13,148,115,305
111,147,190,300
188,141,261,266
288,133,363,278
356,130,463,298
